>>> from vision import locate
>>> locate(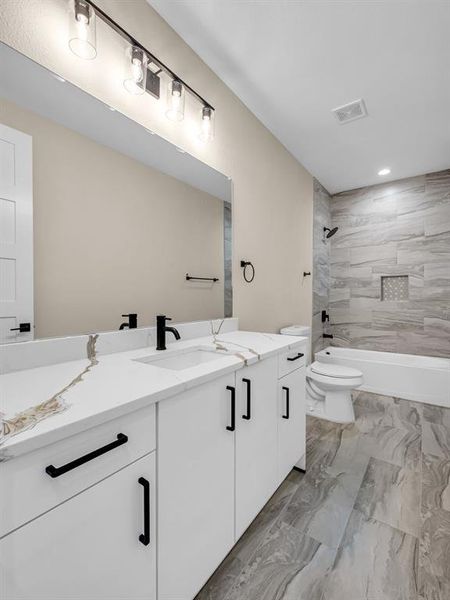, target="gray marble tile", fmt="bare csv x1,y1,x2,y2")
323,510,419,600
422,422,450,459
424,203,450,237
226,523,336,600
357,419,422,471
372,309,424,331
195,475,301,600
331,324,398,352
423,405,450,429
425,169,450,203
397,330,450,358
198,392,450,600
354,457,421,536
419,507,450,600
354,392,422,432
350,243,397,267
422,452,450,514
281,459,366,549
424,262,450,288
